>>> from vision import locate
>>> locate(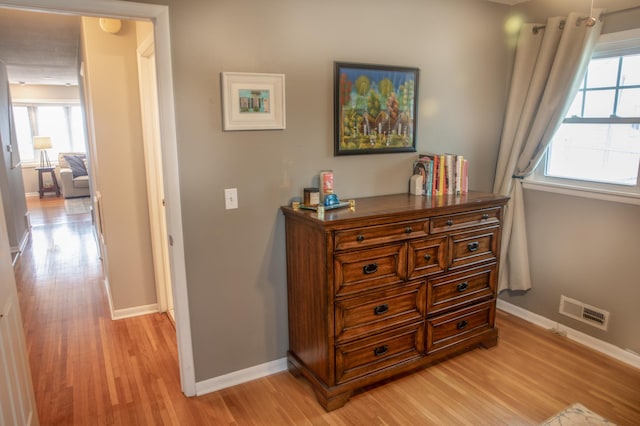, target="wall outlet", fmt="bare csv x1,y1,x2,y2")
224,188,238,209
